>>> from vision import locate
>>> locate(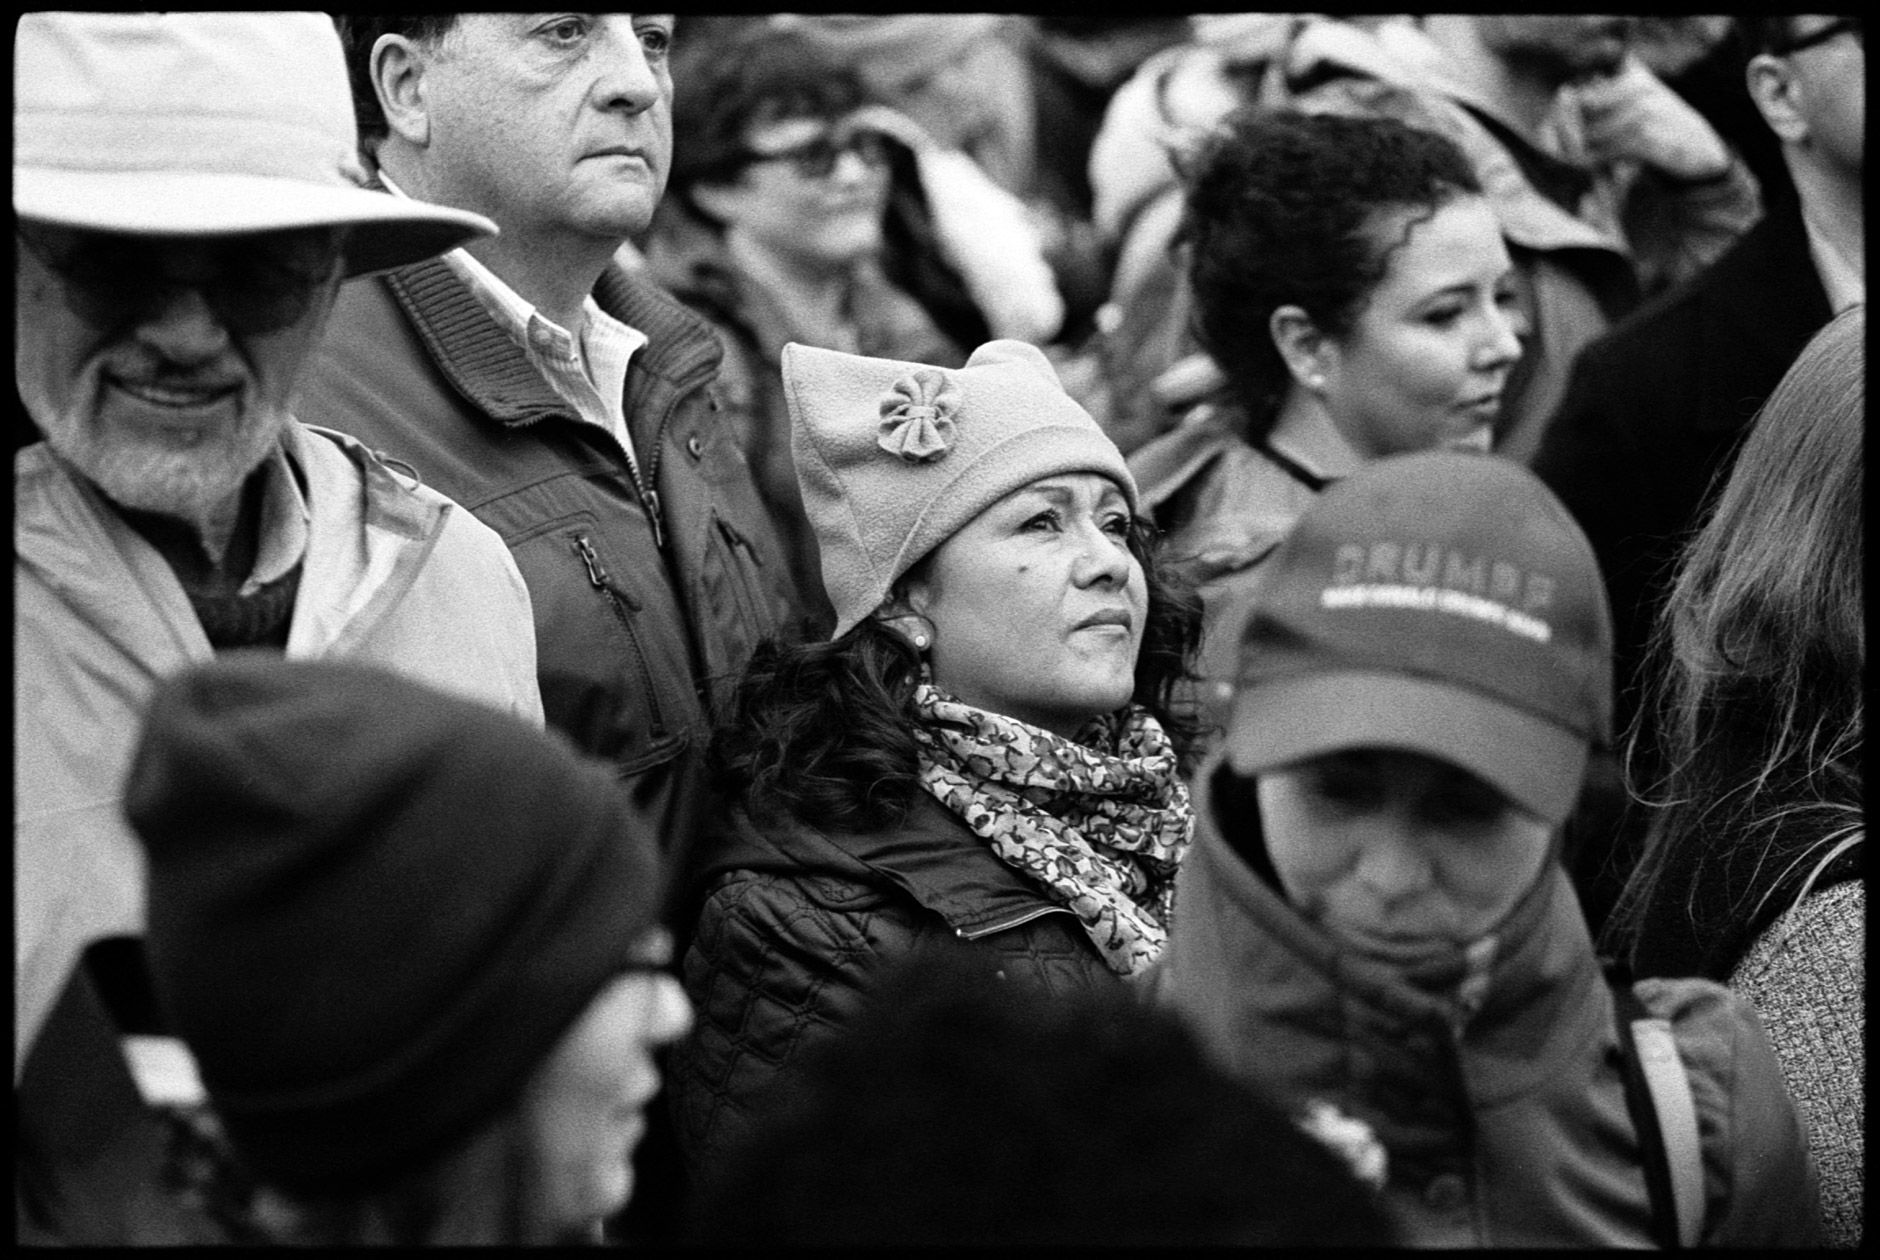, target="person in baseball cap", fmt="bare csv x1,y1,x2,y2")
123,655,691,1245
1148,450,1822,1246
